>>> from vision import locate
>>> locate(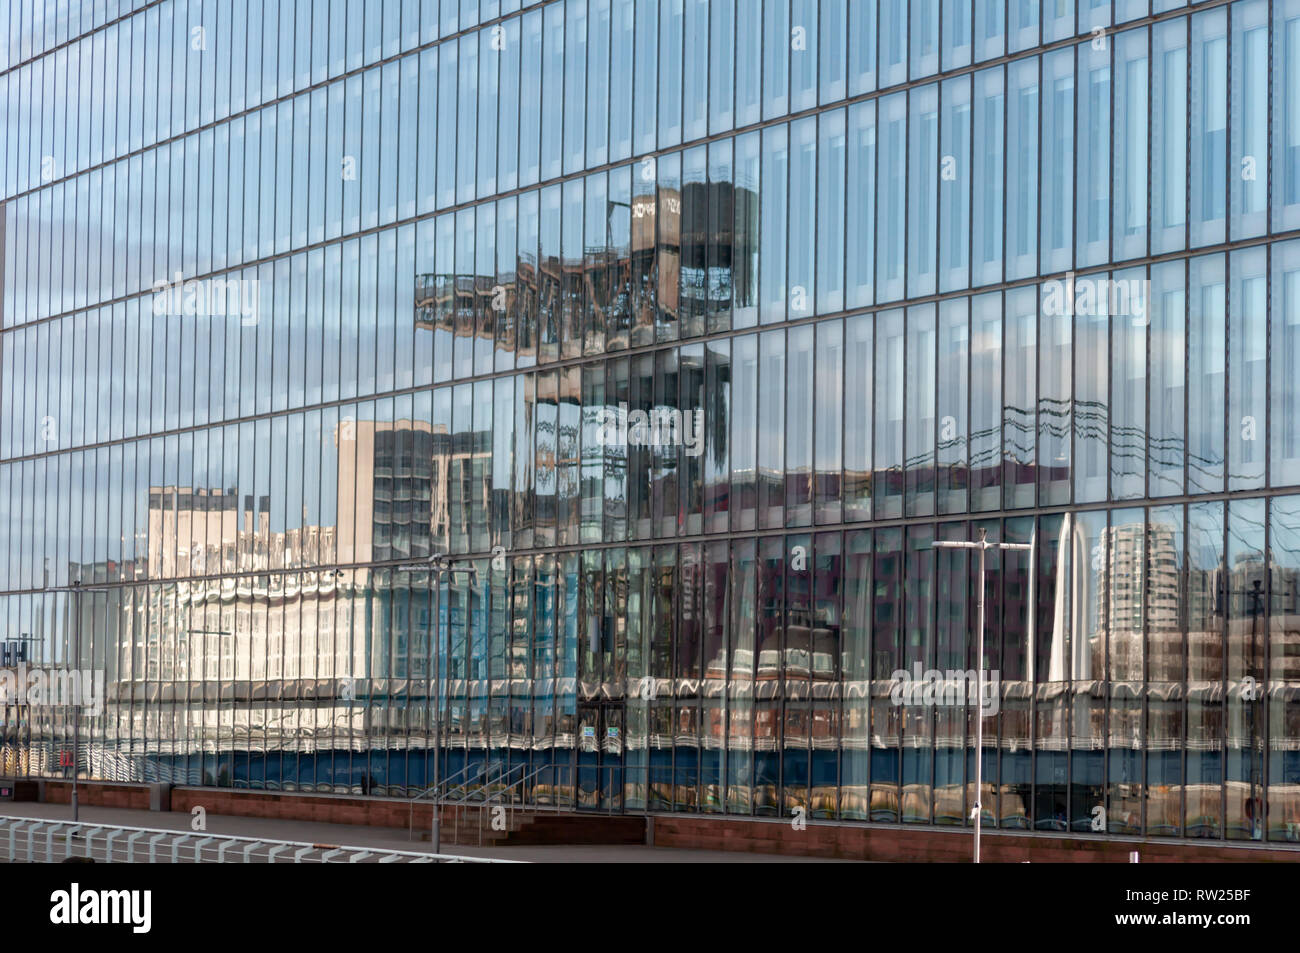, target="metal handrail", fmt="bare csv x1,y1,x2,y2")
475,760,518,801
405,760,502,841
412,762,481,803
0,816,522,863
406,763,479,841
468,764,541,845
479,764,560,841
485,763,553,808
445,762,517,845
439,760,496,804
474,762,643,839
445,760,501,803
